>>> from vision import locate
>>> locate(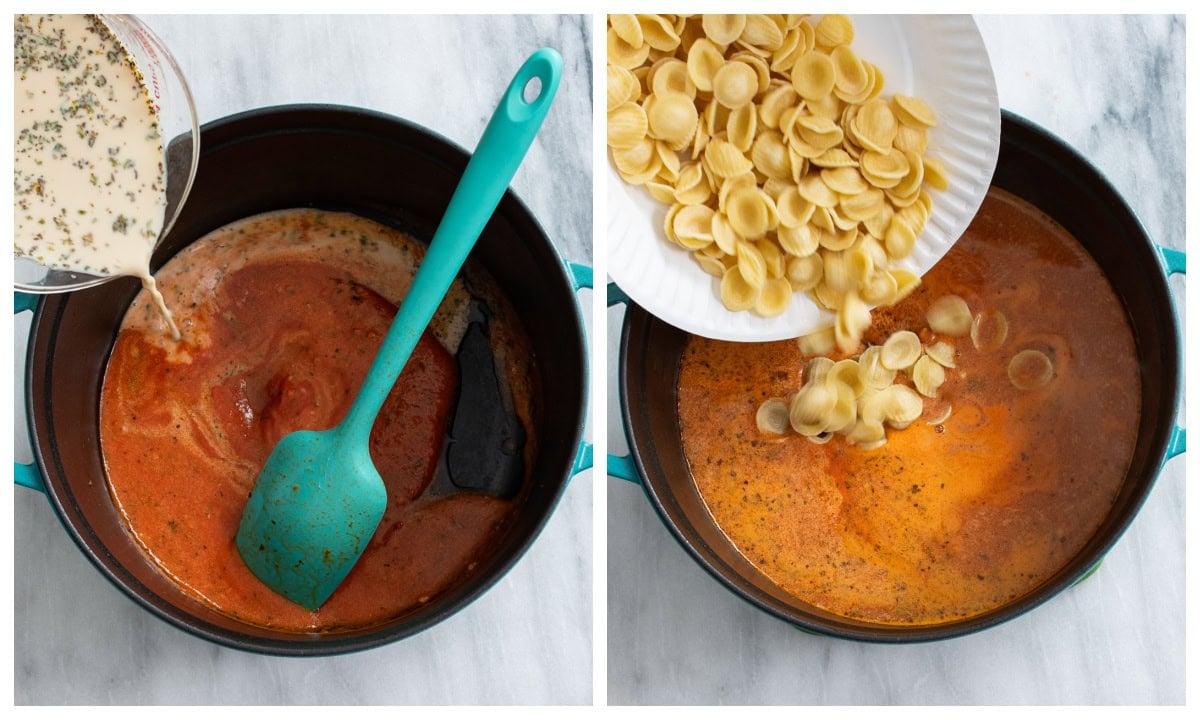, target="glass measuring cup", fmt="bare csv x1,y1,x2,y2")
14,14,200,294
